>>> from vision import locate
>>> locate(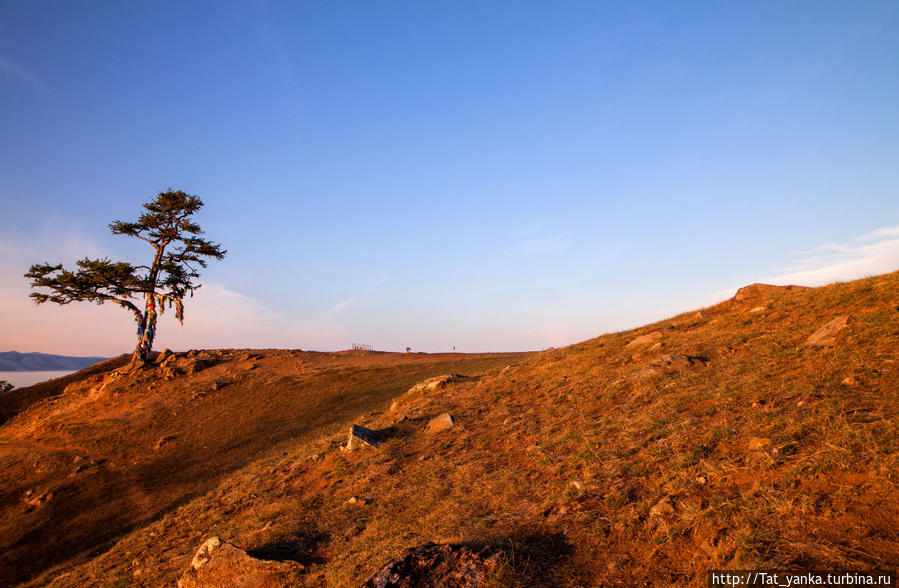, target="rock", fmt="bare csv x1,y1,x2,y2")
734,283,809,302
626,331,662,347
410,374,462,394
347,496,373,506
630,354,707,380
694,311,706,320
390,376,464,414
177,537,302,588
155,349,173,364
649,497,675,518
696,476,707,485
841,376,860,387
363,542,502,588
747,437,772,451
155,435,177,449
426,413,454,434
803,316,850,348
346,424,382,450
748,306,766,314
